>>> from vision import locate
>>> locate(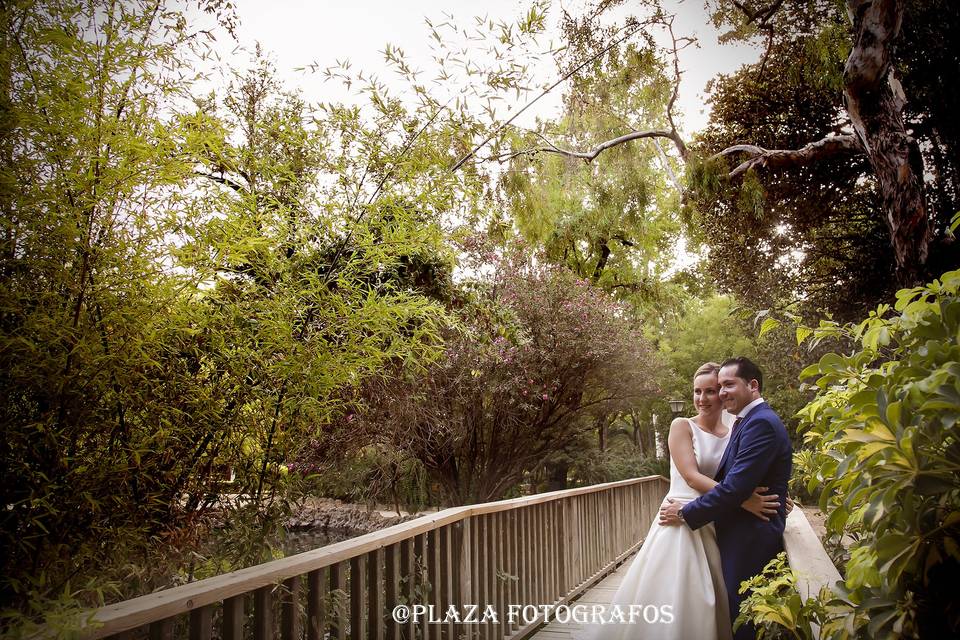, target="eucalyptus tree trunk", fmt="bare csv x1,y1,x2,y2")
844,0,932,284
